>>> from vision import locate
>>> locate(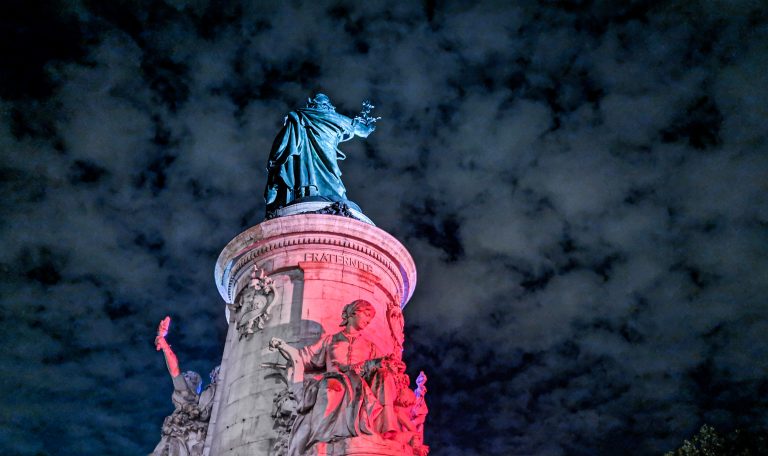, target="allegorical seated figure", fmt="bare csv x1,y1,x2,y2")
264,94,378,214
151,317,218,456
269,300,403,456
